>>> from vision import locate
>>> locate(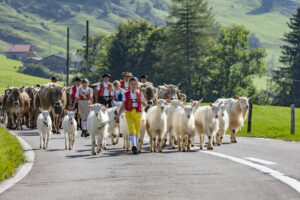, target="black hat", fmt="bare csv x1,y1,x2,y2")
51,76,58,81
102,74,111,78
74,77,81,82
140,75,148,79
